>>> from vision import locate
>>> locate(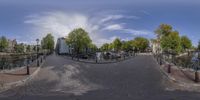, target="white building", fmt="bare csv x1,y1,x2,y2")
56,37,71,54
151,39,162,54
7,39,17,52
